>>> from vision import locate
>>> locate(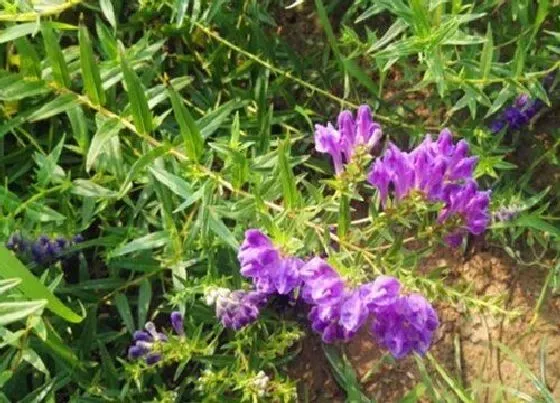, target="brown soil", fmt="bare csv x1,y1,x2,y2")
287,247,560,402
